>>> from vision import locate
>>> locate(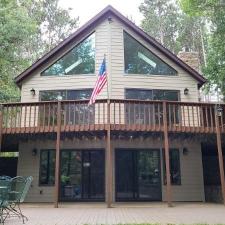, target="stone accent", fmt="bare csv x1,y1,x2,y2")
178,51,200,72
